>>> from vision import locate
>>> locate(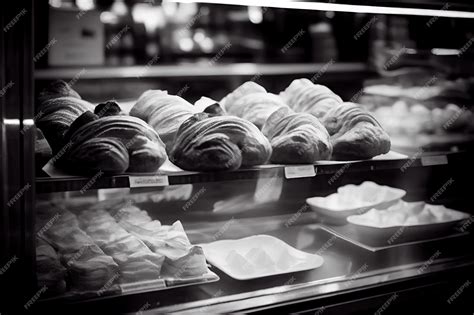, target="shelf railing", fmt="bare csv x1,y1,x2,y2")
34,63,369,80
35,151,465,193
